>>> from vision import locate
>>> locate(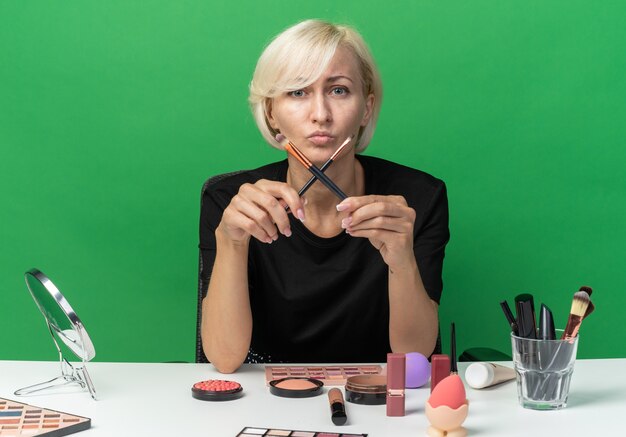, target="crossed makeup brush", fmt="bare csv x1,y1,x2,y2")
276,134,353,201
